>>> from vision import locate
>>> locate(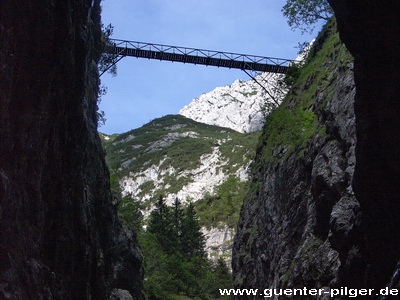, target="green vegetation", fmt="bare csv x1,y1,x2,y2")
96,4,359,298
218,133,259,174
282,63,302,87
101,114,259,213
101,17,355,299
301,237,323,254
261,108,317,162
118,196,144,232
137,180,156,198
258,18,353,165
195,177,251,229
282,0,333,33
240,90,258,97
99,23,117,76
127,196,232,300
100,17,356,300
97,23,117,126
233,18,355,289
160,137,214,172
